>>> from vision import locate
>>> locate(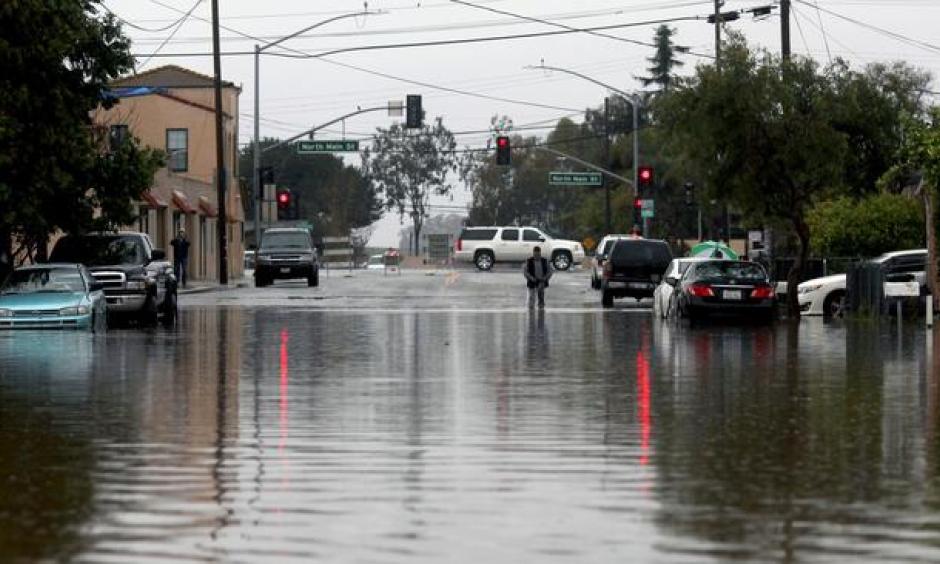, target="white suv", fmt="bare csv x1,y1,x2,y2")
455,226,585,271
